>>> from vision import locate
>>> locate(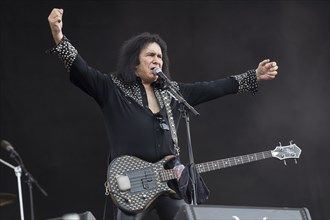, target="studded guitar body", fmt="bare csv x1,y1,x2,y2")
107,155,176,214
